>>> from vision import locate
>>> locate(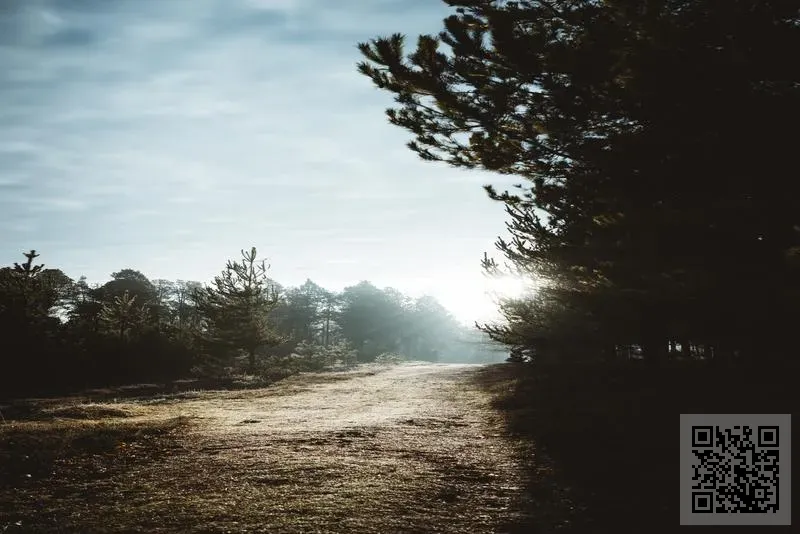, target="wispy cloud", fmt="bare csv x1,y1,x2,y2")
0,0,518,323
